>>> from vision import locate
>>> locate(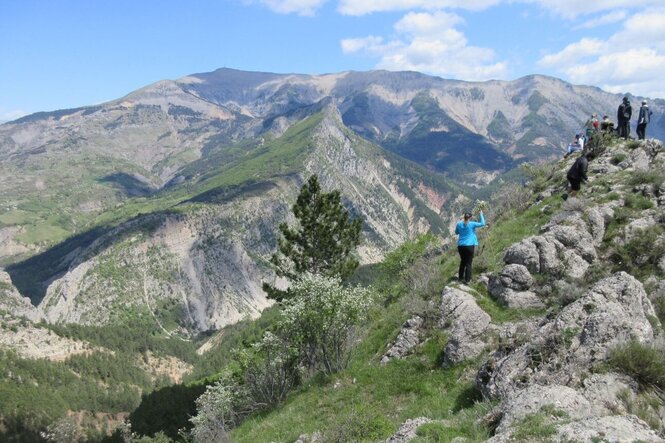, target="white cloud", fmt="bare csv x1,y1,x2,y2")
341,11,508,80
394,10,463,36
539,9,665,98
539,38,605,67
341,36,385,54
573,10,627,29
338,0,499,16
0,109,28,123
258,0,327,16
526,0,664,19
